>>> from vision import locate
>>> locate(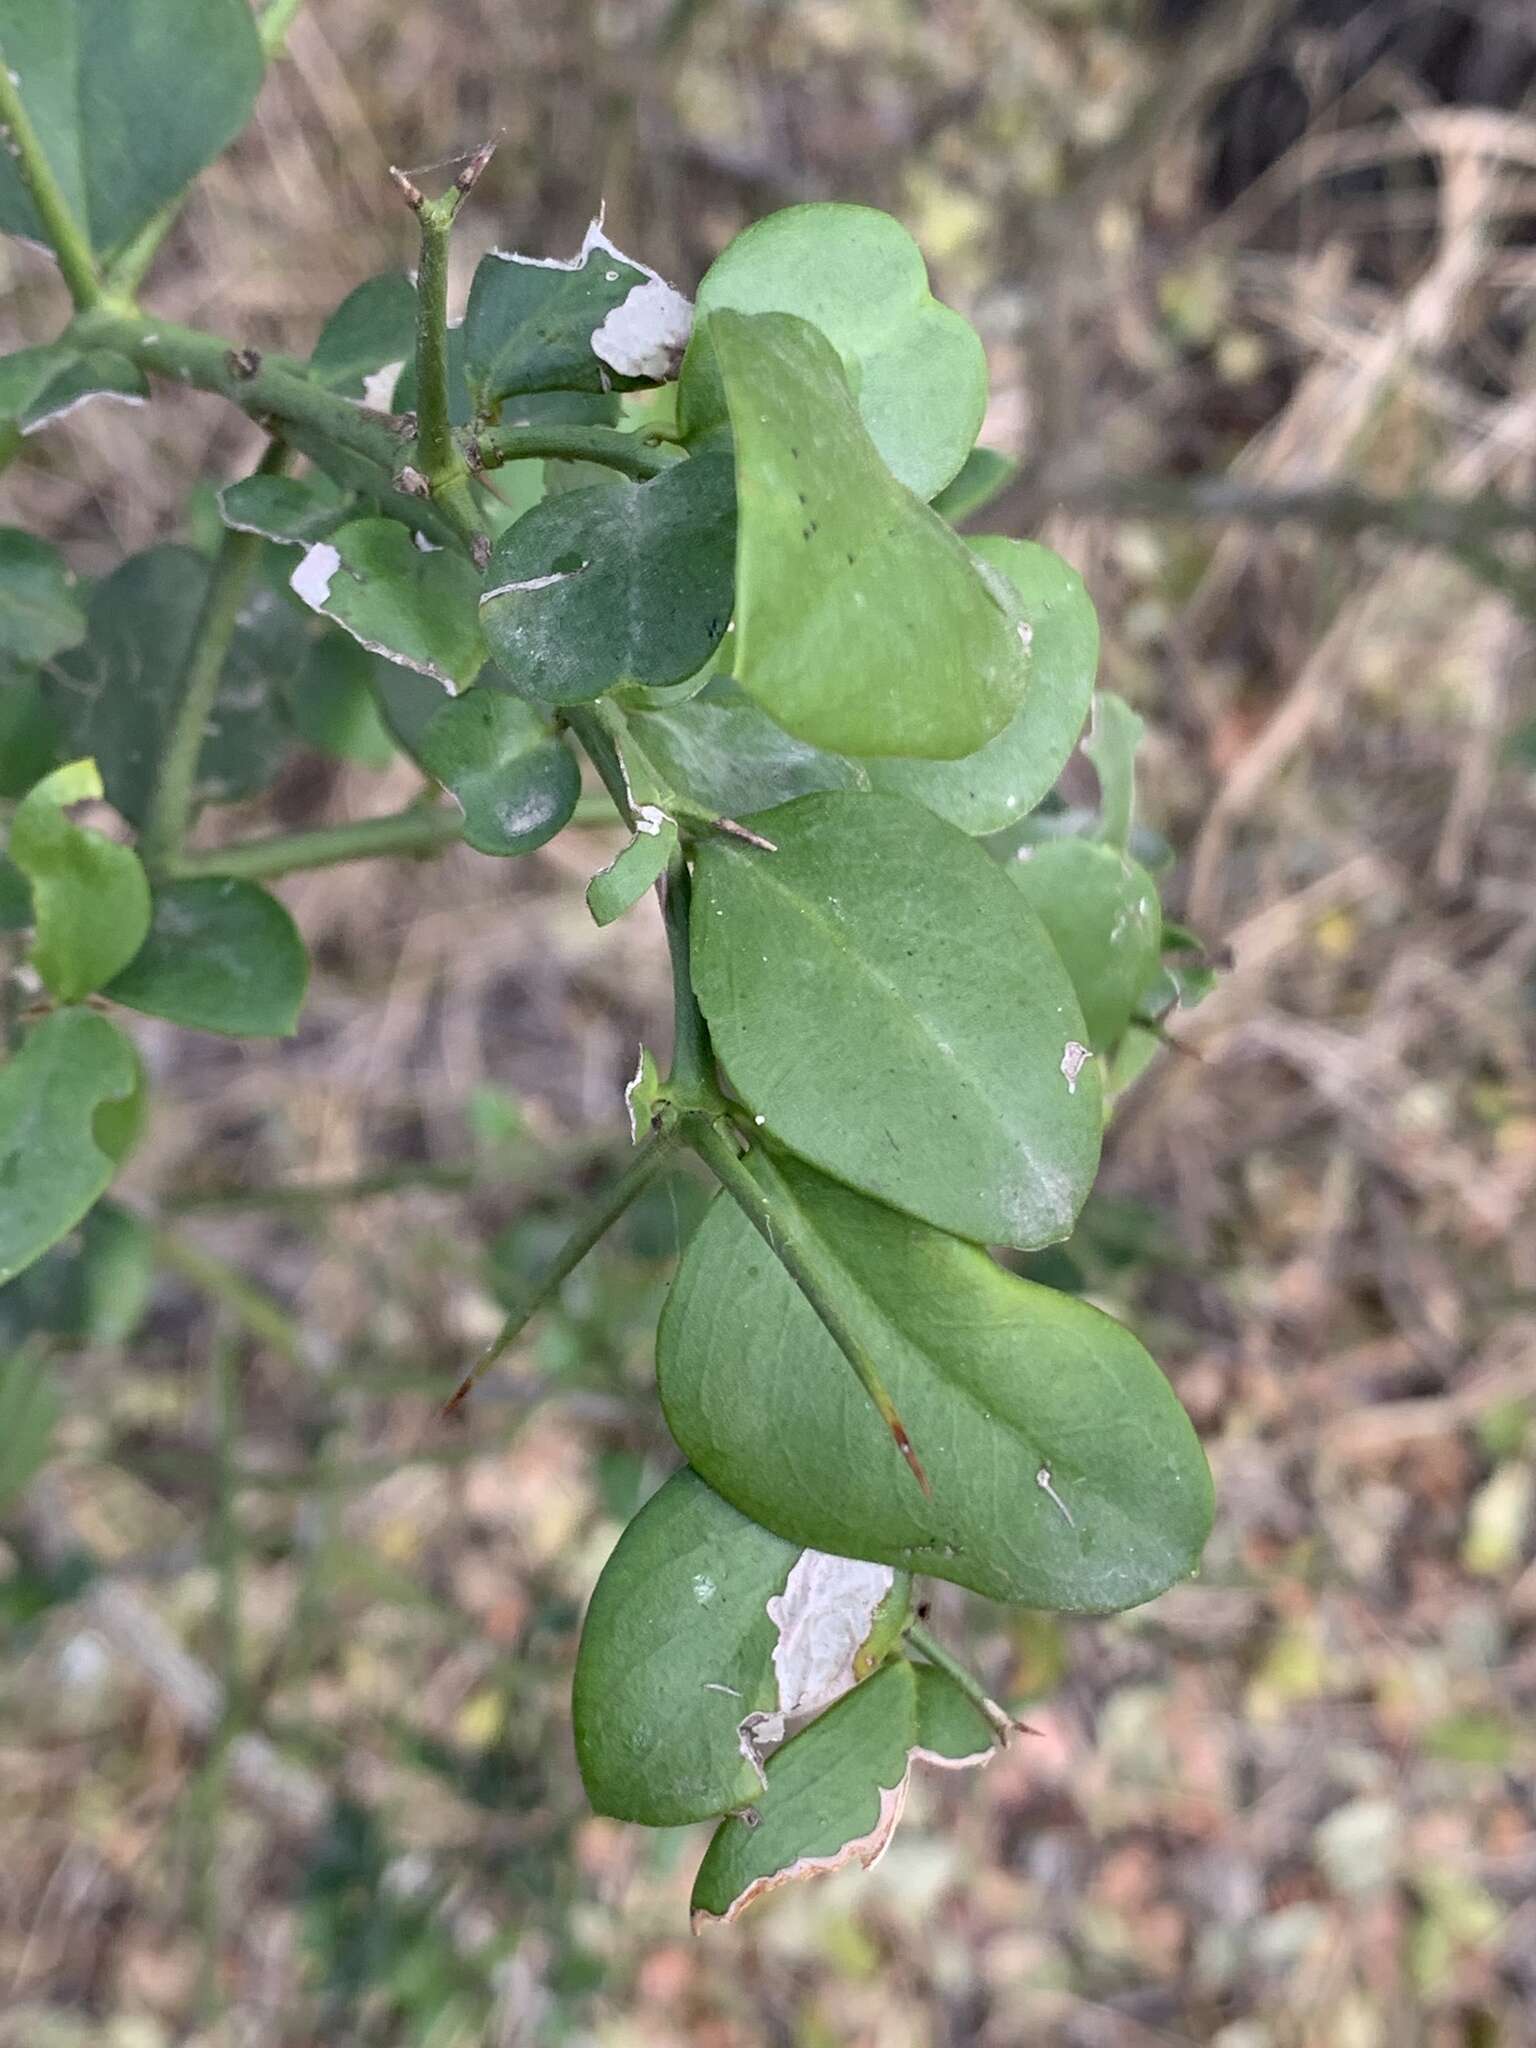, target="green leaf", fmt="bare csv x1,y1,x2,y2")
931,446,1017,526
0,1200,154,1347
0,1352,59,1511
680,204,986,501
0,342,148,436
366,658,445,757
574,1465,910,1826
710,310,1027,761
1011,840,1163,1052
289,520,487,690
690,1657,993,1928
282,634,397,770
8,758,151,1001
0,672,63,797
0,1008,140,1287
0,0,263,260
0,528,85,663
480,455,735,705
586,815,677,927
1083,692,1144,852
0,854,29,930
628,679,869,818
465,223,692,408
862,538,1098,833
691,792,1101,1248
660,1151,1213,1609
415,689,578,855
219,473,351,547
309,272,416,403
104,878,309,1038
44,547,291,825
